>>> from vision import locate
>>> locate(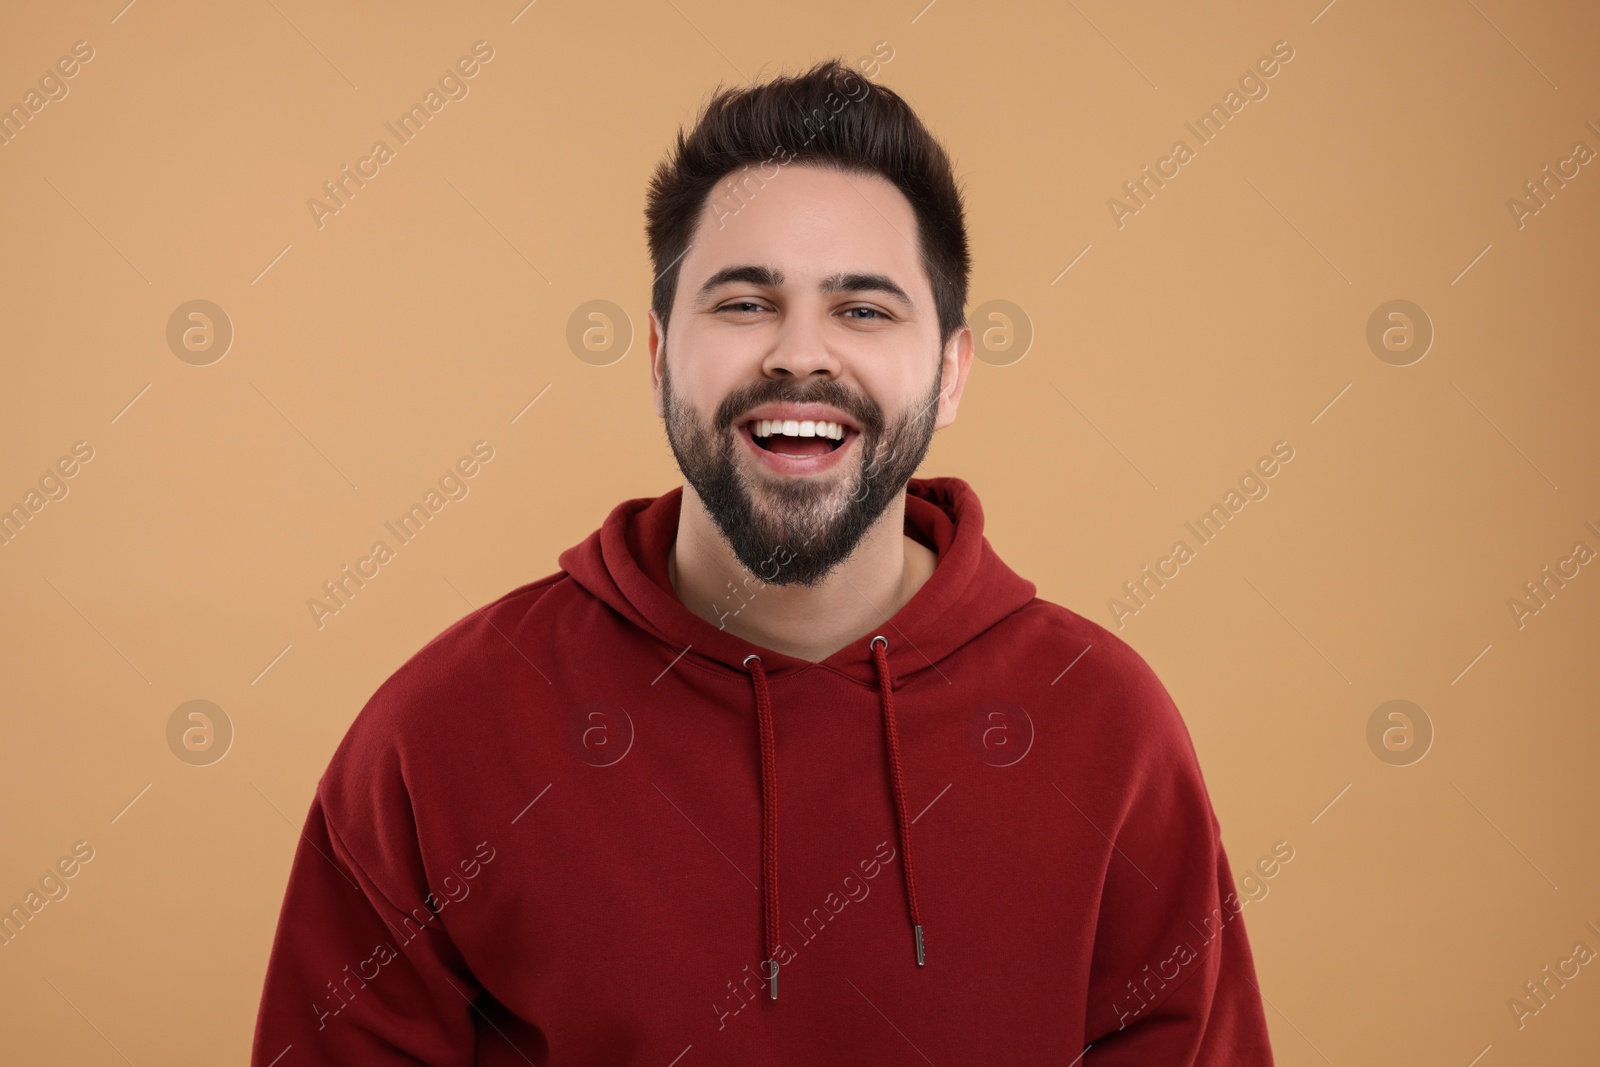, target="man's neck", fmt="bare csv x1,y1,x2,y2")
666,486,938,663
